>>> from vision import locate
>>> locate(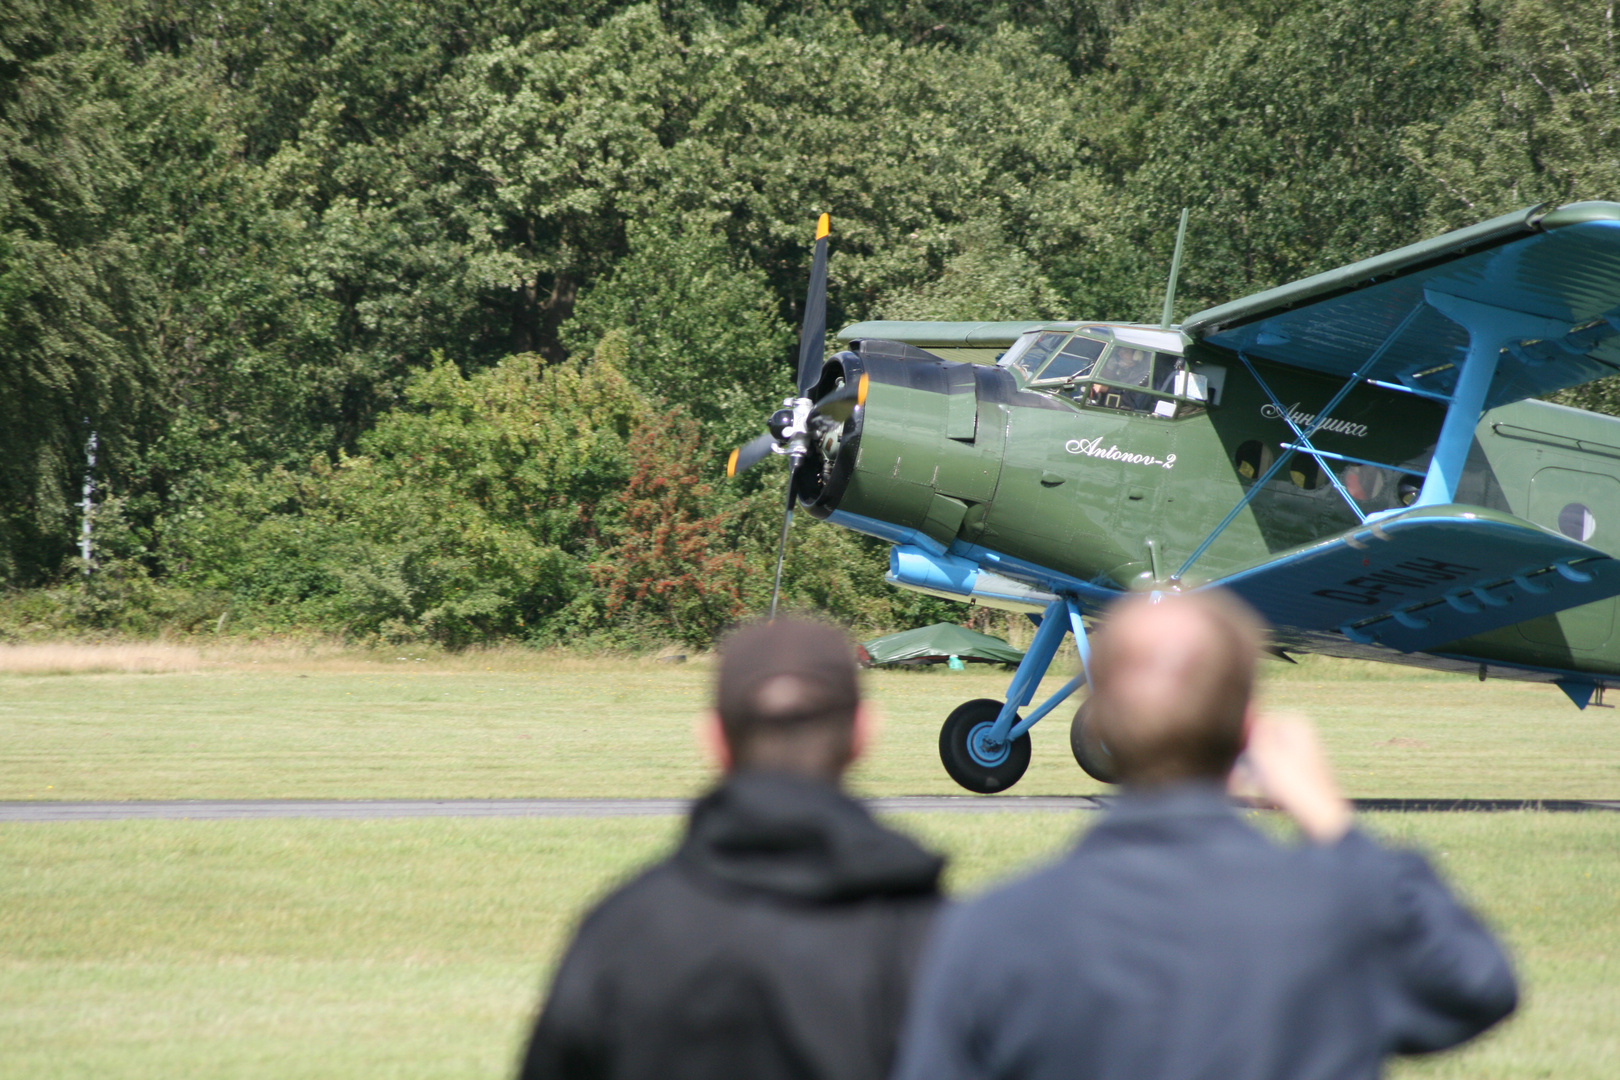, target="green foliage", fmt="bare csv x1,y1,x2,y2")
1071,0,1484,320
1402,0,1620,230
165,353,646,645
8,0,1620,646
564,213,796,450
872,220,1070,323
0,1,159,582
0,568,227,642
661,0,1144,73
